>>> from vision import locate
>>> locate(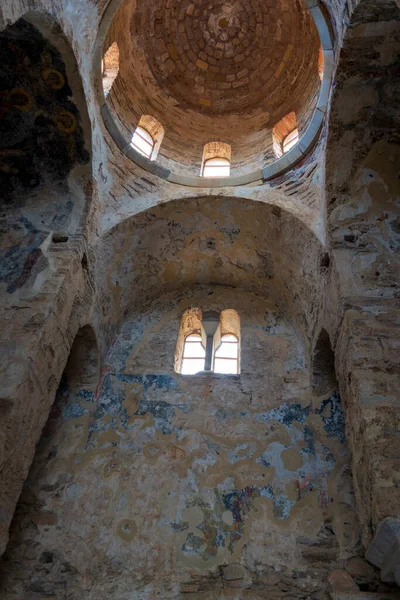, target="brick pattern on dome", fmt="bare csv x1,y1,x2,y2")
139,0,318,115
